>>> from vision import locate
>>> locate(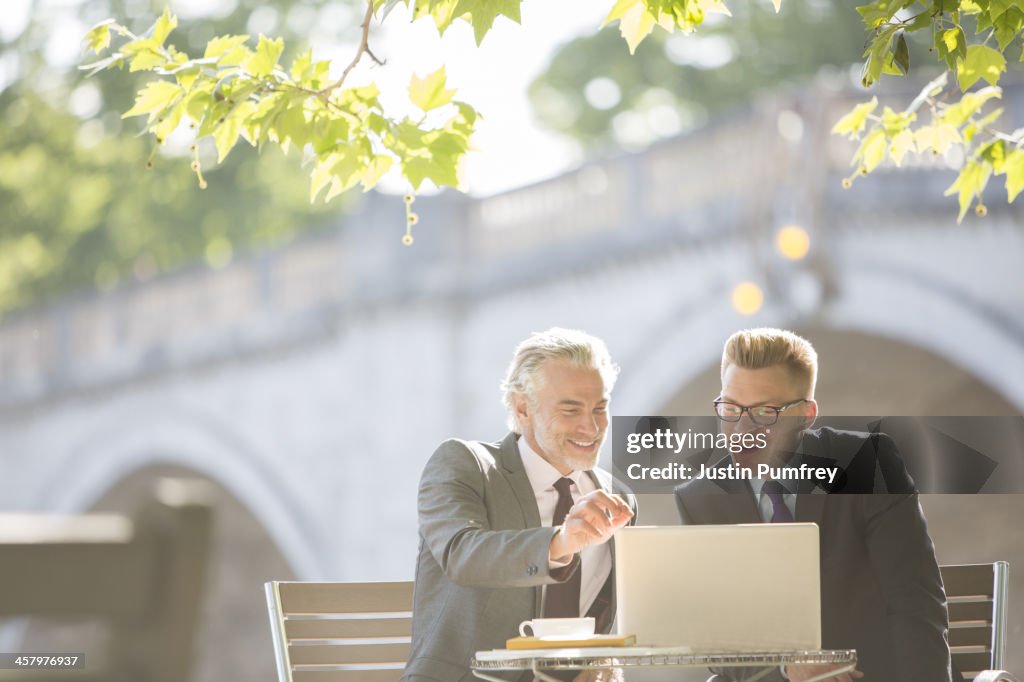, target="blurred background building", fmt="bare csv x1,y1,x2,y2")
1,1,1022,680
